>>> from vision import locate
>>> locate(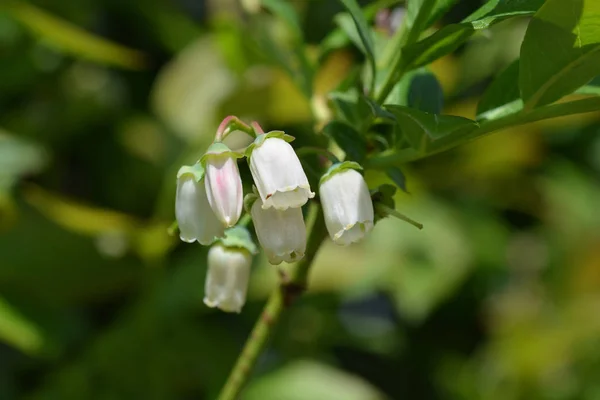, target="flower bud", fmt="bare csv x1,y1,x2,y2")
203,143,243,227
204,244,252,313
247,132,314,210
250,196,307,264
319,163,374,245
176,164,225,245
